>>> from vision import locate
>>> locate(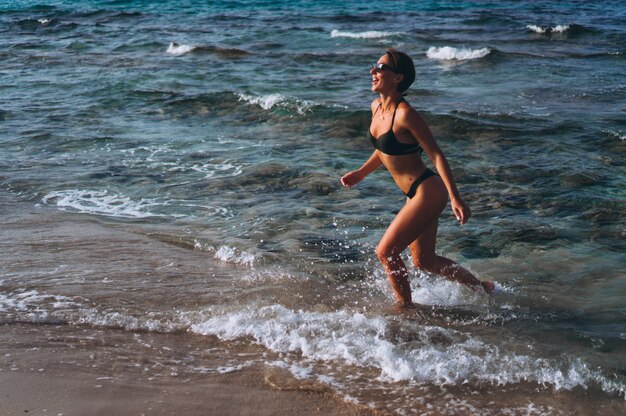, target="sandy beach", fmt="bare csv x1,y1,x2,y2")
1,325,375,416
0,200,376,416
